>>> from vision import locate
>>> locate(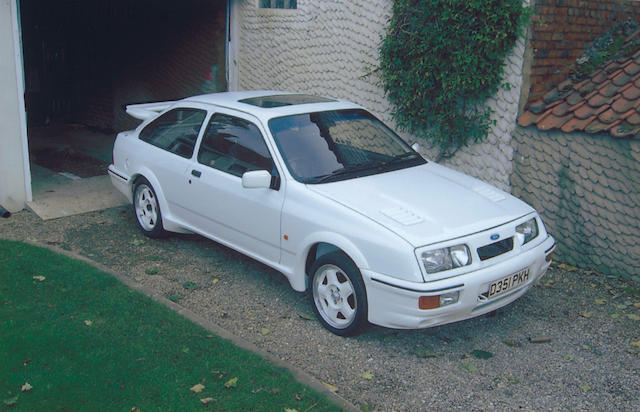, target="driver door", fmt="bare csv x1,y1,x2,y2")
180,110,284,264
